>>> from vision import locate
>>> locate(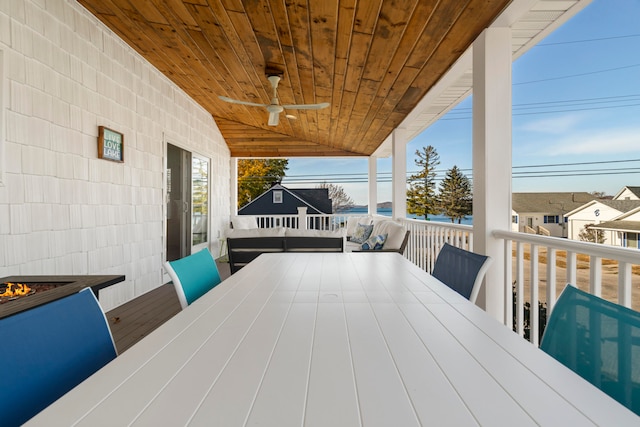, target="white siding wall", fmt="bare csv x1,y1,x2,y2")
0,1,230,310
516,211,566,237
615,188,639,201
566,202,621,244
